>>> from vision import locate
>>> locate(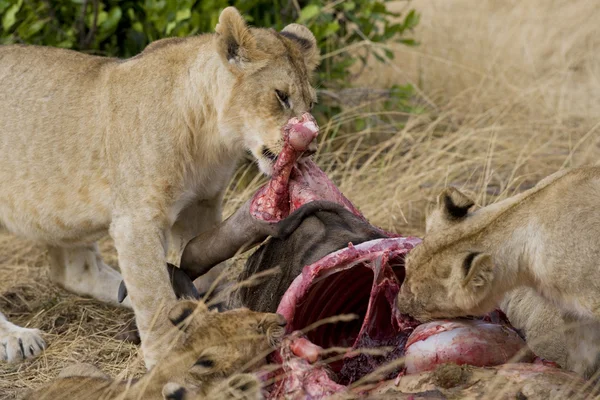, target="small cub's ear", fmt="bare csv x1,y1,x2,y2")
438,187,474,220
168,300,208,330
461,252,494,290
280,24,320,71
215,7,264,74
